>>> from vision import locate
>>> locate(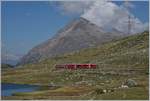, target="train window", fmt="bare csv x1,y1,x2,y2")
77,65,81,69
